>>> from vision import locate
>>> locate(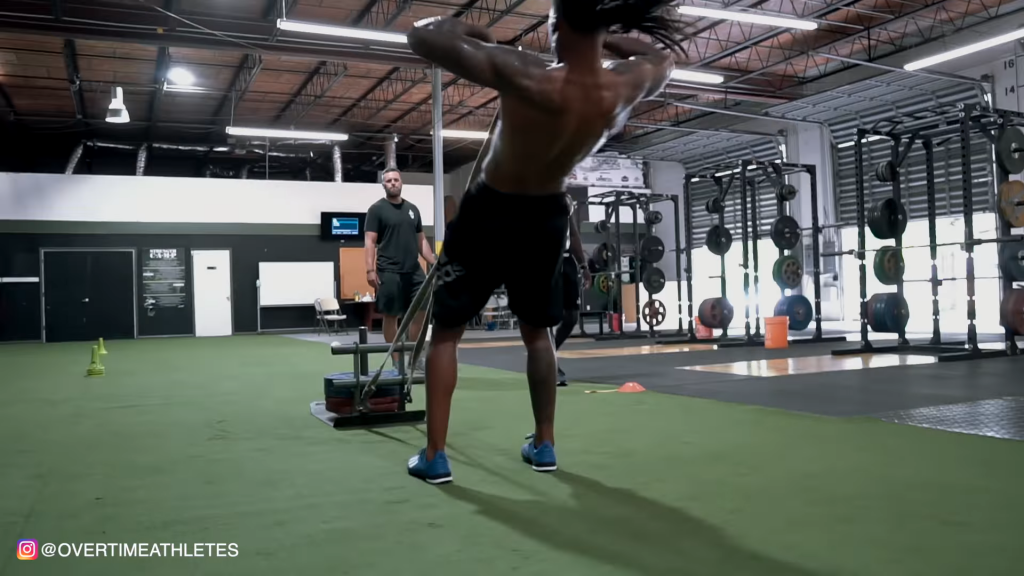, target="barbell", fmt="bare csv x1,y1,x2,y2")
821,234,1024,258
